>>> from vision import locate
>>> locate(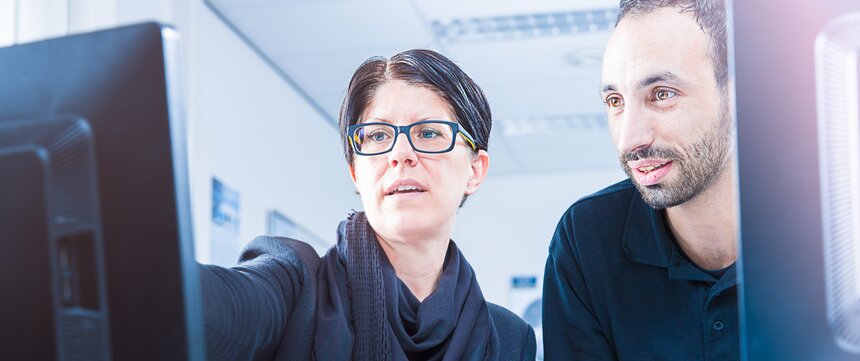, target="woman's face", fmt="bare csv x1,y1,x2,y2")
349,80,489,243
